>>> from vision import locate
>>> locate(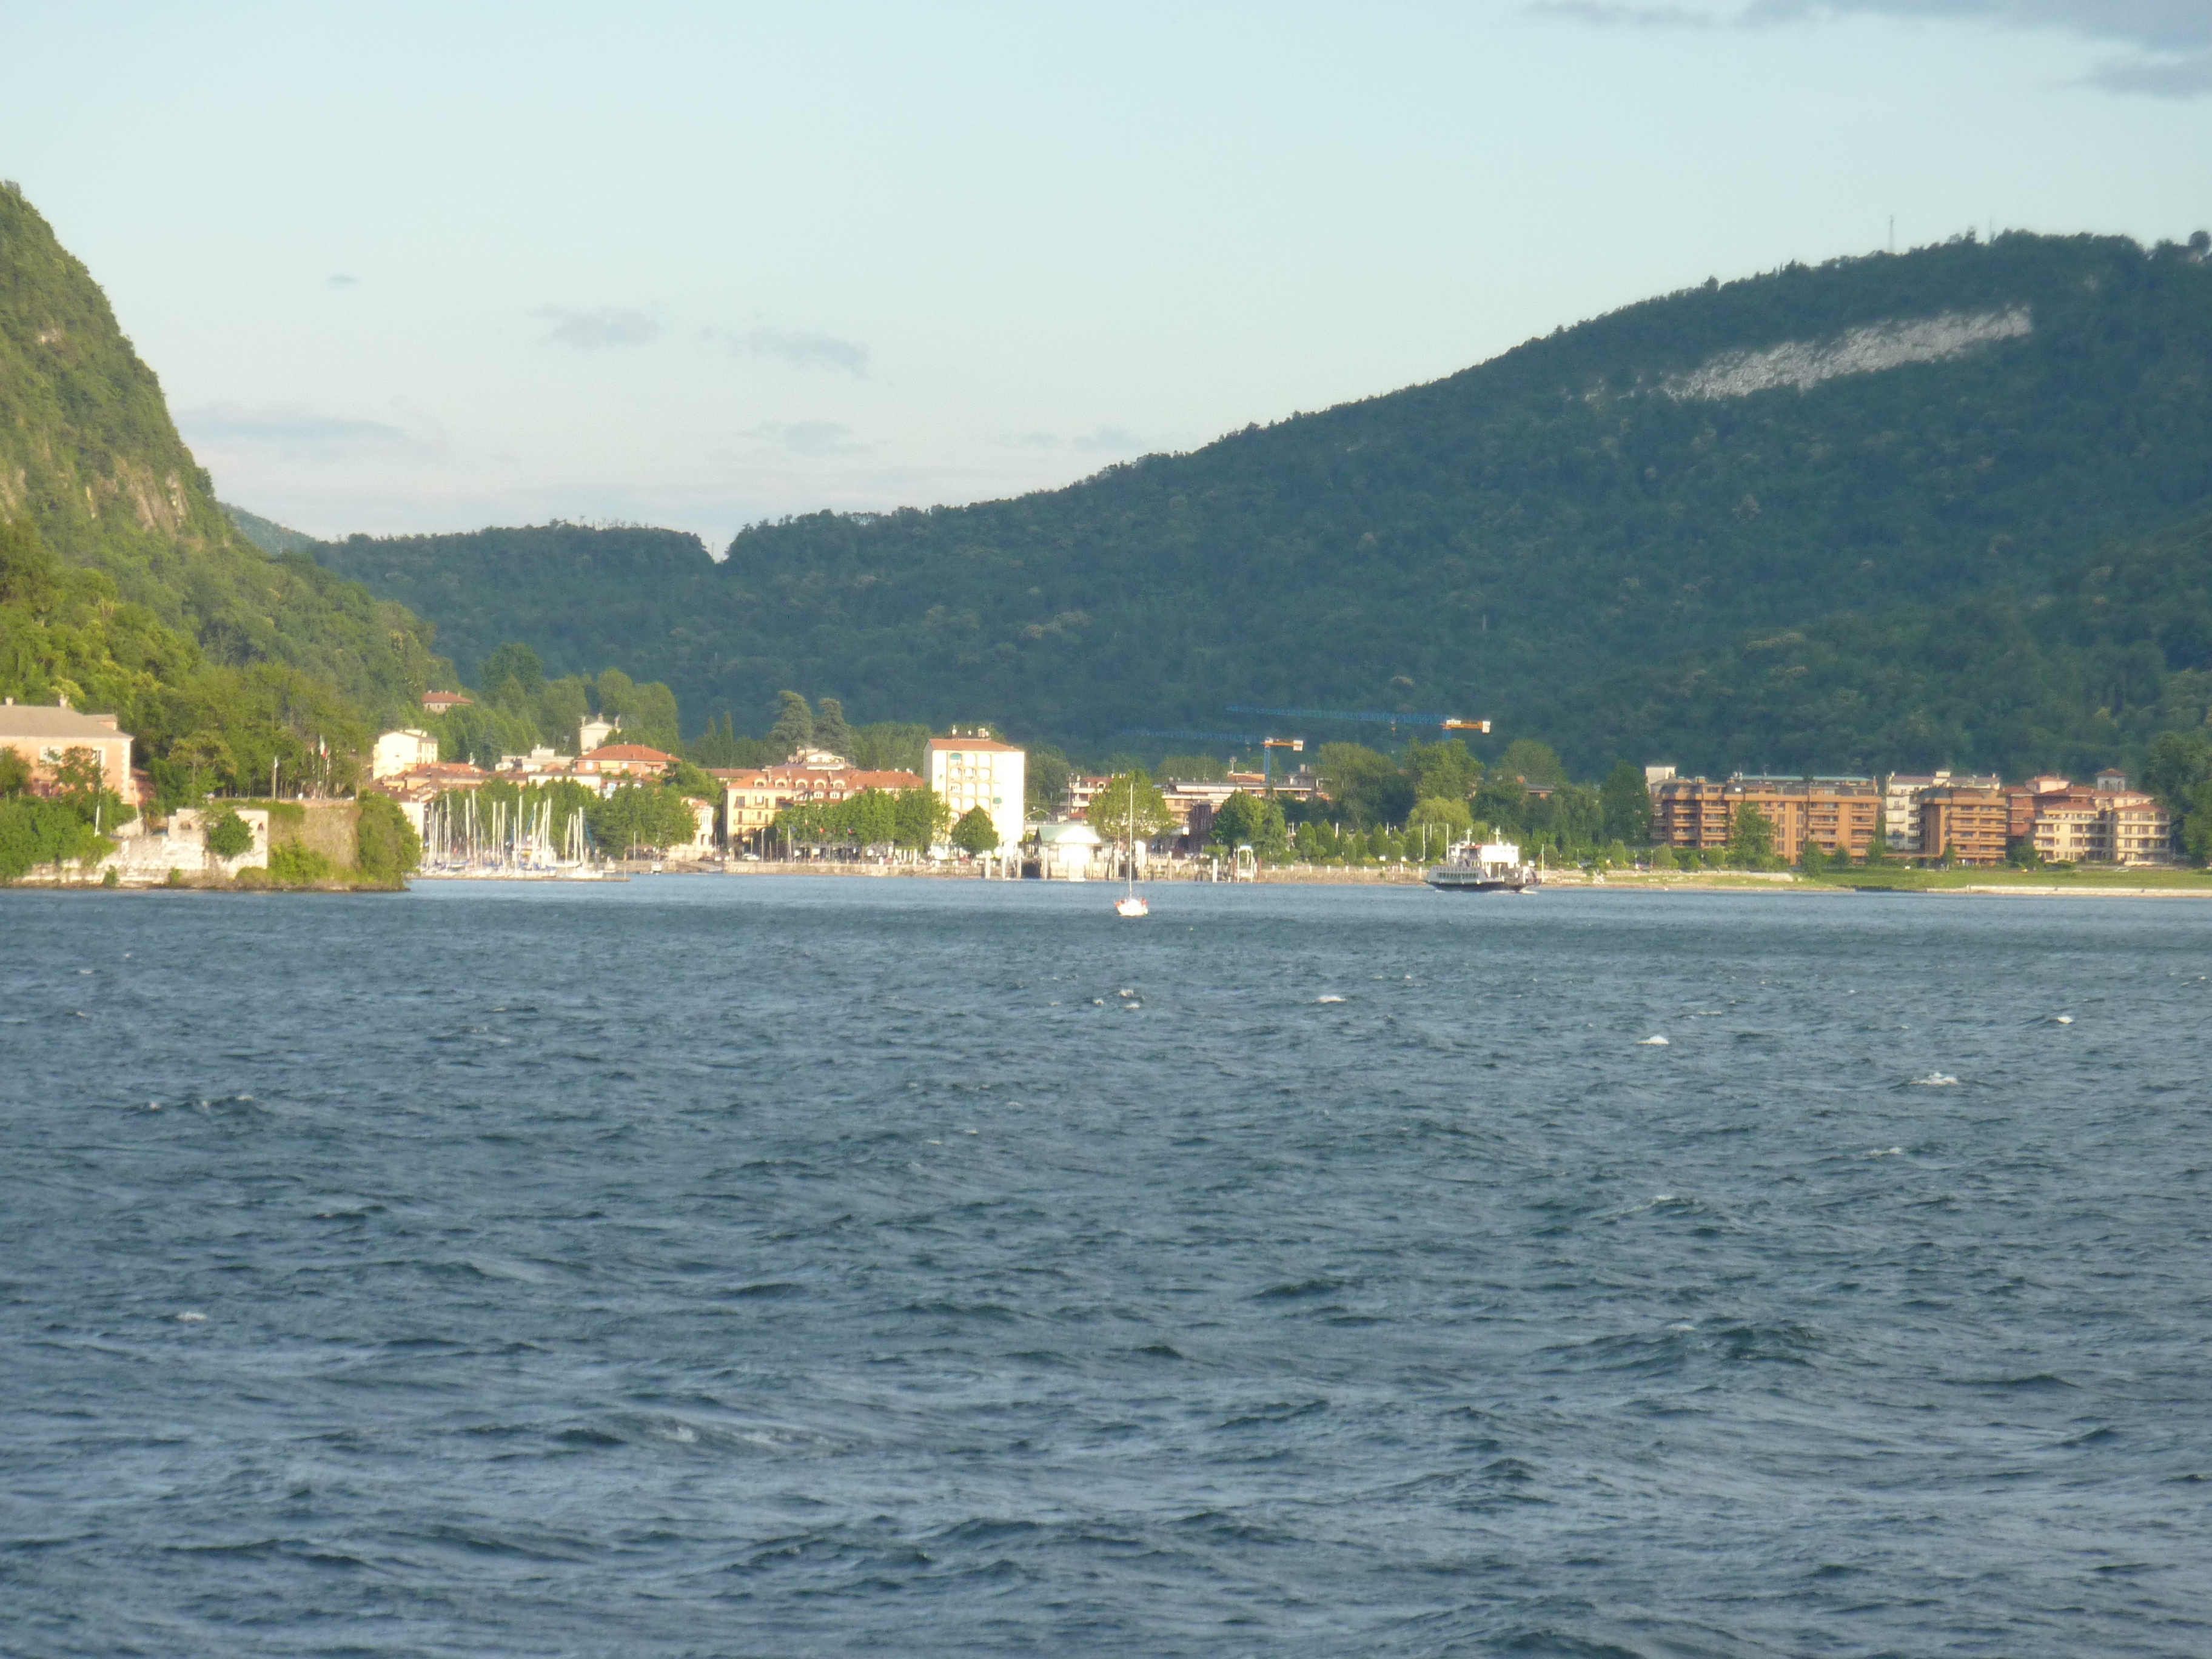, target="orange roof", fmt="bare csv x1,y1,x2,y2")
421,691,474,707
580,744,677,766
927,736,1021,753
